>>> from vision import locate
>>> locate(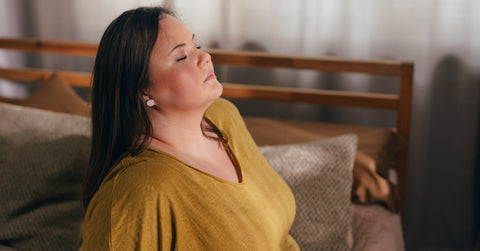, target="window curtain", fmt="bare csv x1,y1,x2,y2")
0,0,479,250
